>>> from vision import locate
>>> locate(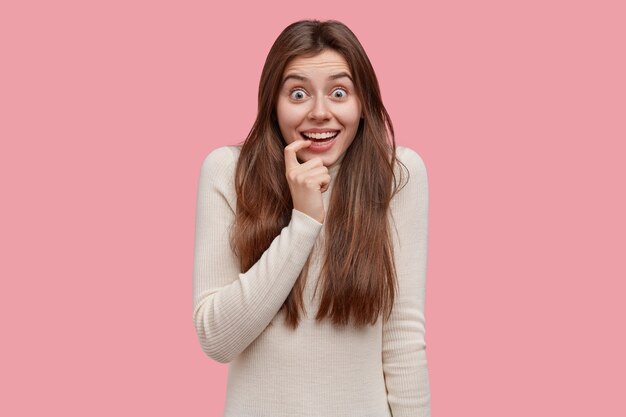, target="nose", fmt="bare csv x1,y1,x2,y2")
308,96,331,120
